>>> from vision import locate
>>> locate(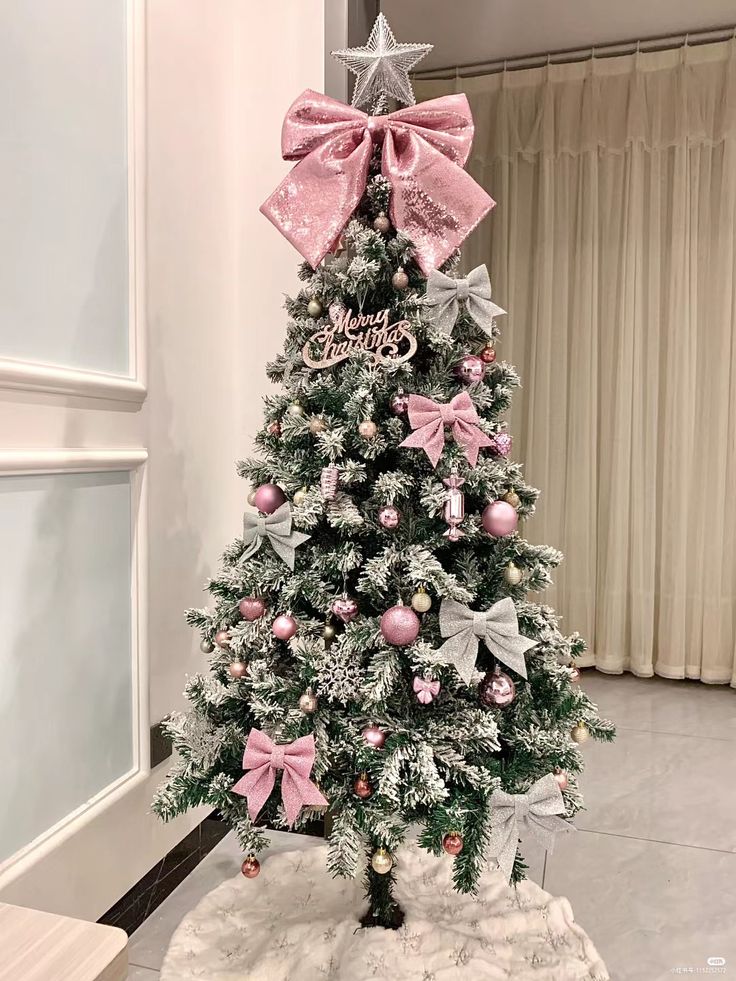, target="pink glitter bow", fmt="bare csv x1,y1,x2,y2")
231,729,327,827
413,676,441,704
399,392,493,468
260,90,495,275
